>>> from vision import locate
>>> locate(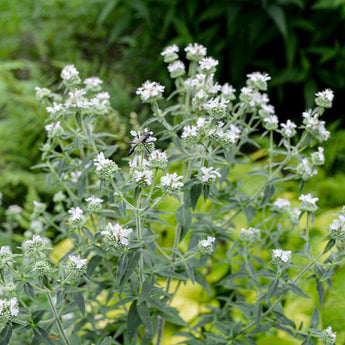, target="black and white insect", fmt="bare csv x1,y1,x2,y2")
128,129,157,156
